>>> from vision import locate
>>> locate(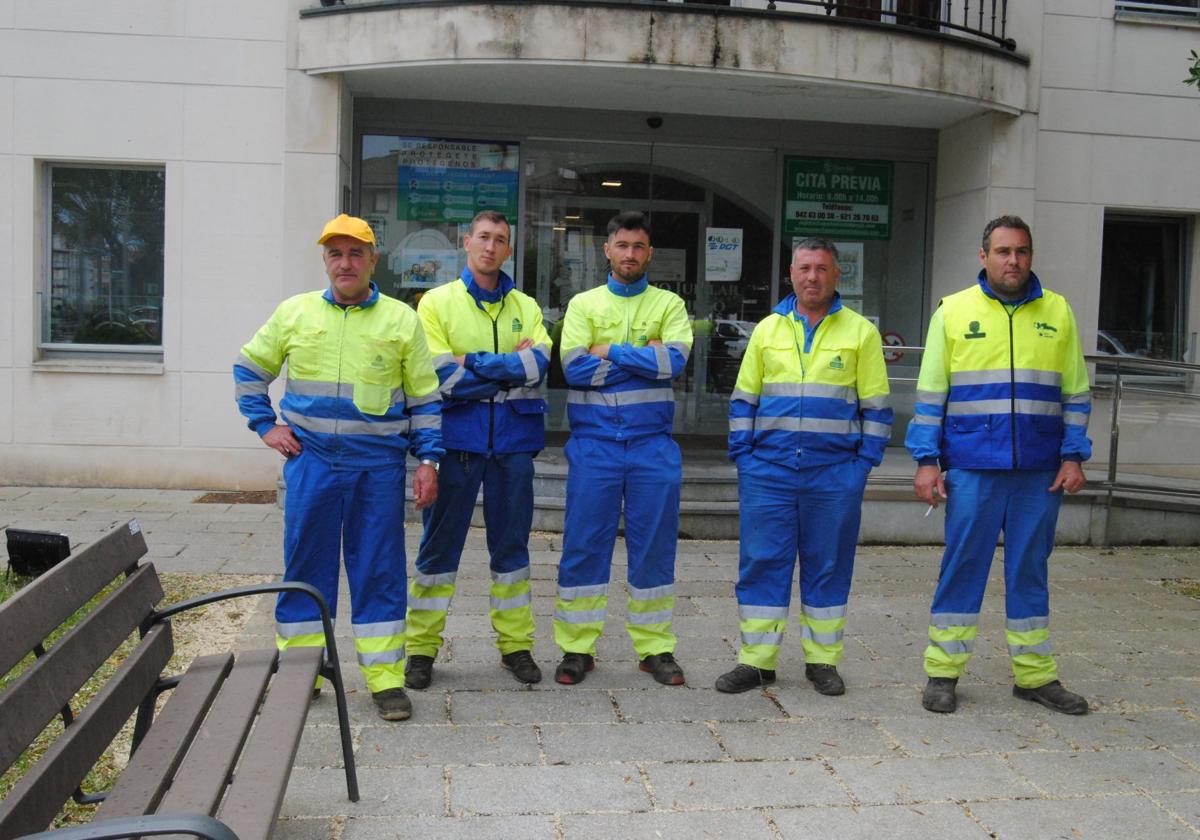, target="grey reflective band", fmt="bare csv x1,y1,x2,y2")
507,386,543,402
519,347,540,386
282,411,412,436
950,368,1062,387
946,399,1061,416
750,416,859,435
568,388,675,407
236,353,275,381
915,390,948,405
629,583,675,601
352,620,406,638
358,647,405,666
1006,616,1049,632
554,608,607,624
236,380,269,398
1063,413,1088,426
859,395,889,410
492,567,531,585
562,346,587,367
1063,391,1091,405
413,571,457,587
591,360,613,387
741,631,784,647
441,365,468,392
558,583,609,600
800,627,844,645
491,592,533,611
729,418,755,432
276,620,327,639
801,604,847,621
408,390,442,407
930,612,979,628
665,341,691,362
627,609,673,625
932,639,974,655
654,344,672,378
433,352,457,368
408,597,451,612
739,604,789,620
730,388,760,406
1008,642,1053,657
863,421,891,438
761,382,856,402
411,414,441,430
910,414,942,426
